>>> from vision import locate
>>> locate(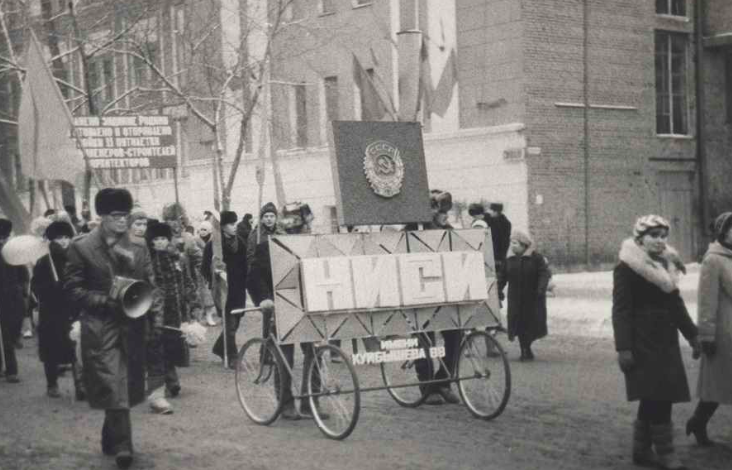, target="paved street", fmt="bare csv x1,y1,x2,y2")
1,267,731,470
